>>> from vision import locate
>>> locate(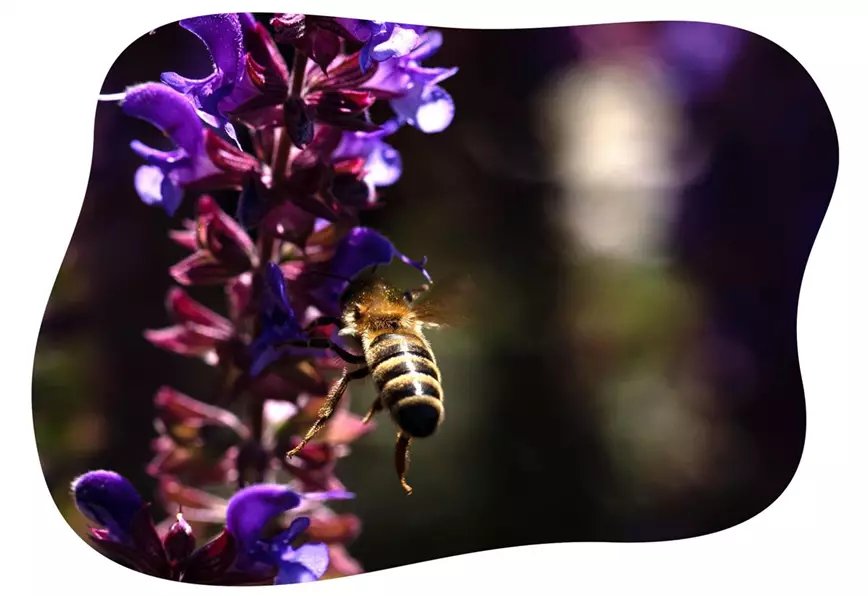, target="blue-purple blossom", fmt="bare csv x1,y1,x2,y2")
71,470,277,585
332,119,403,187
225,484,352,584
161,13,295,133
72,470,145,545
362,30,458,133
249,228,430,374
86,12,459,583
330,226,432,285
335,19,427,73
249,262,312,376
160,15,251,133
304,226,433,319
120,83,257,215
